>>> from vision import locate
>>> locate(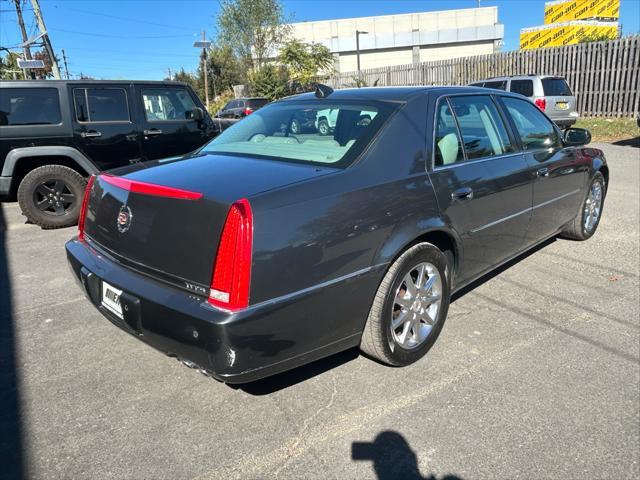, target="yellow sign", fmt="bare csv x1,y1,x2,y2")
520,21,618,49
544,0,620,24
